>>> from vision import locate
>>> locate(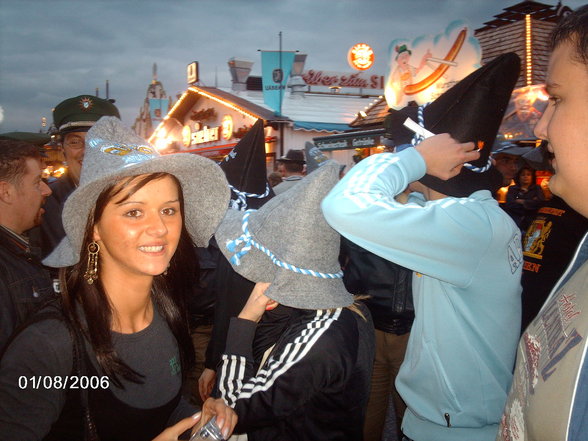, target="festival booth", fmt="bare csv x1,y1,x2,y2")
149,53,380,172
